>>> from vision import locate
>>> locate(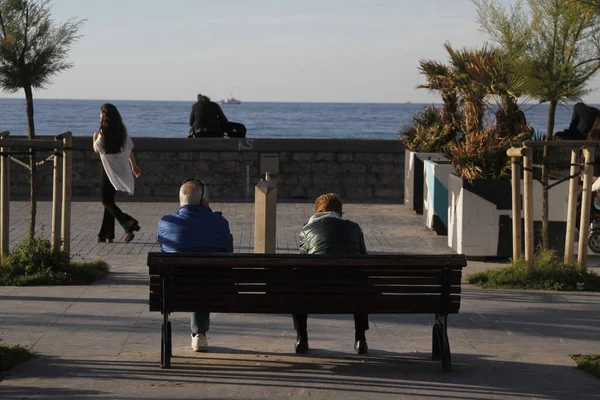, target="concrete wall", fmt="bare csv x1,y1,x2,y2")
7,137,405,201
